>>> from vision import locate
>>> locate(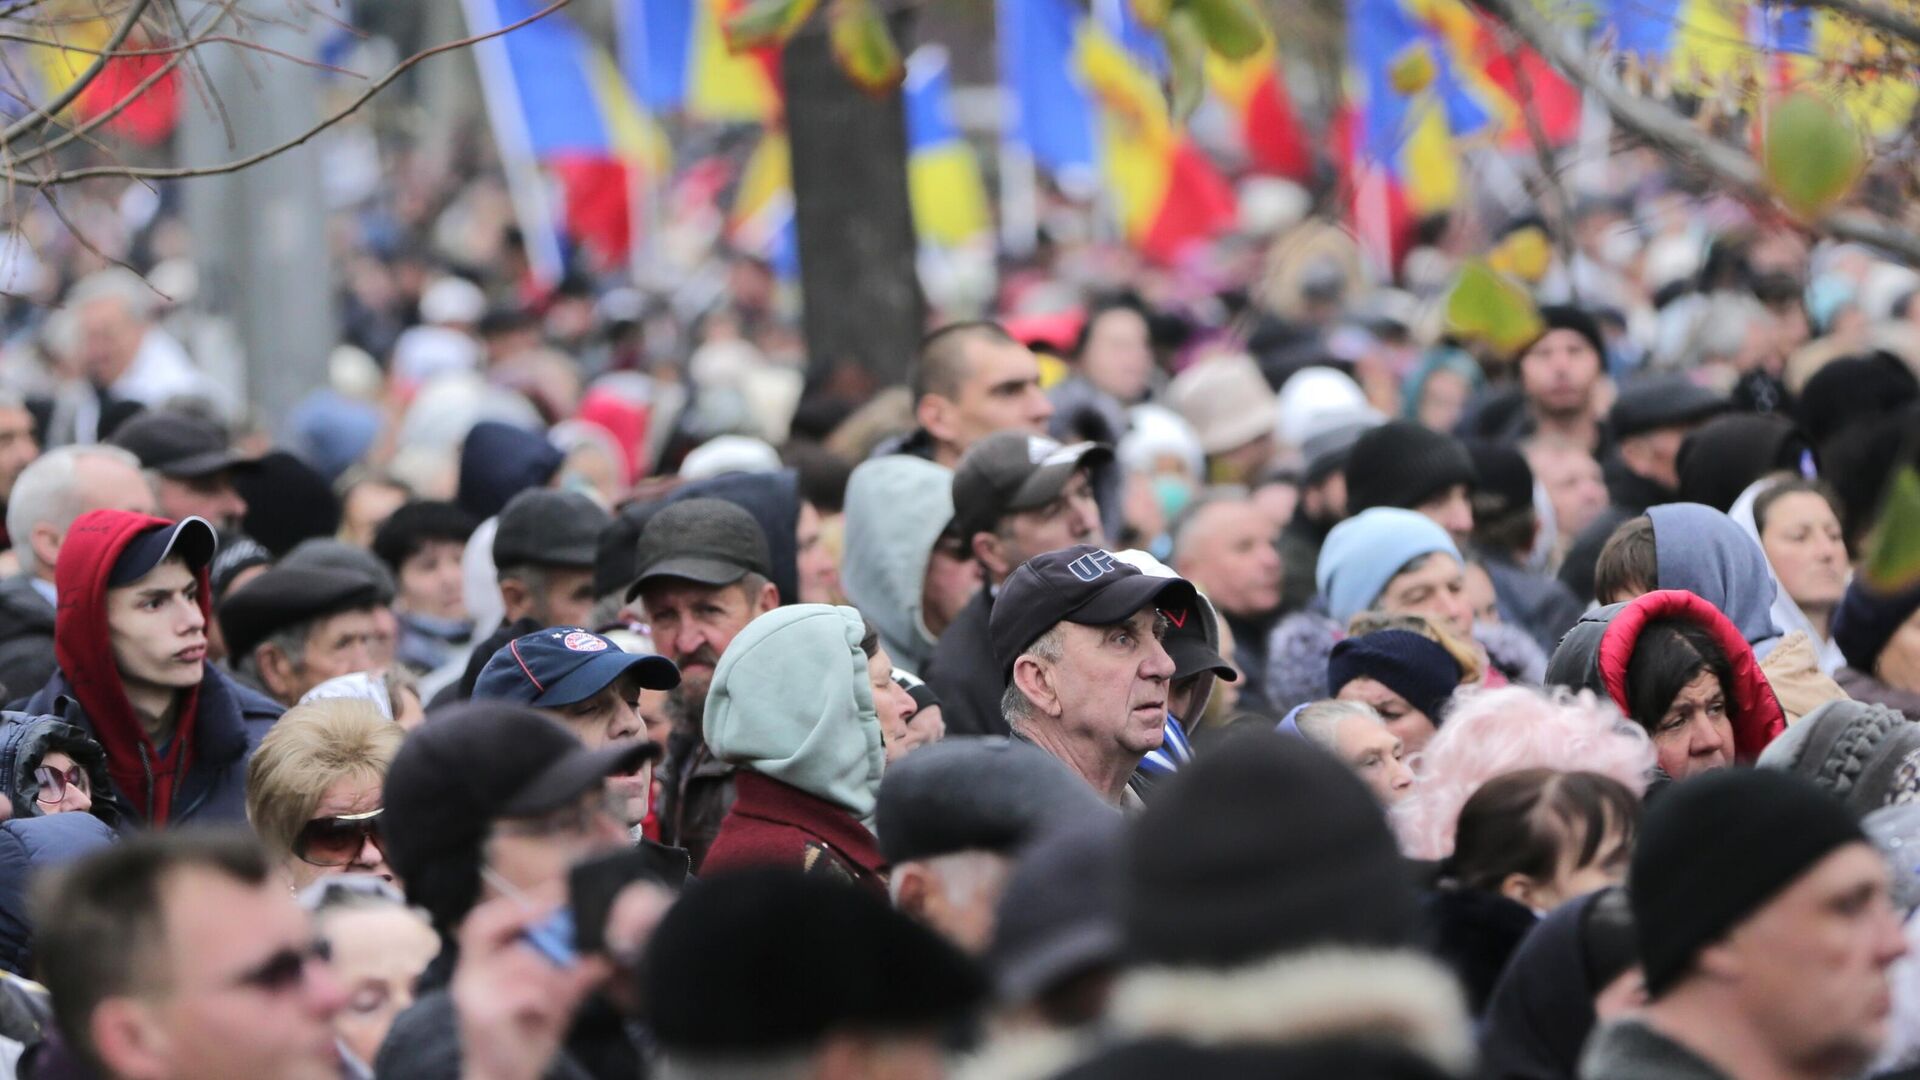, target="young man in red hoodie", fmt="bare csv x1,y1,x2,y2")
23,509,282,827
